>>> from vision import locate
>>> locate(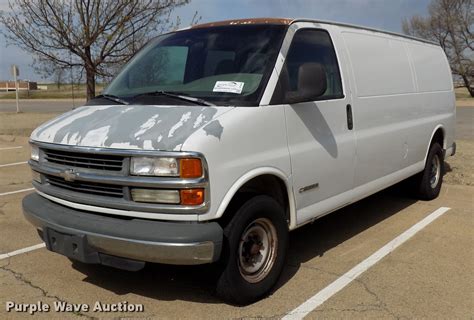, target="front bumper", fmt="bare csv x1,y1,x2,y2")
23,193,223,268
